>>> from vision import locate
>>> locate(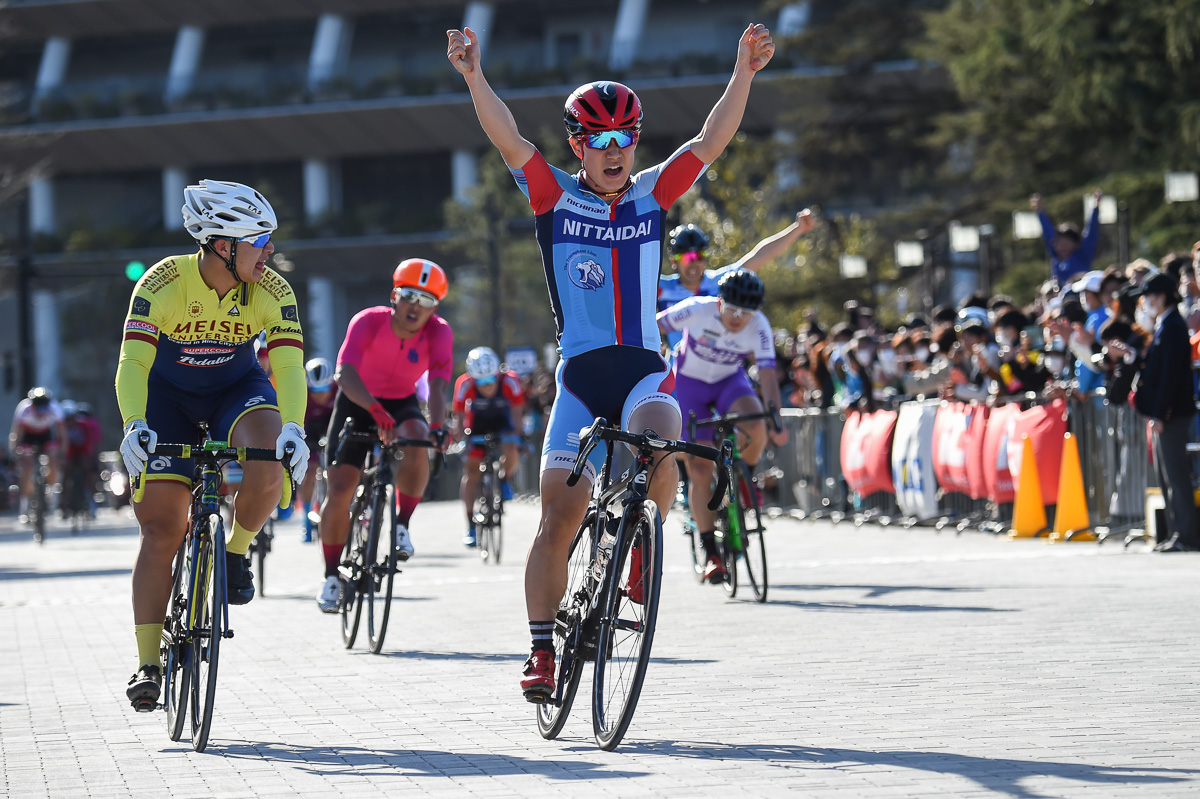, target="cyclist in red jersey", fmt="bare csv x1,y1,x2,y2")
448,21,775,700
315,259,453,613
